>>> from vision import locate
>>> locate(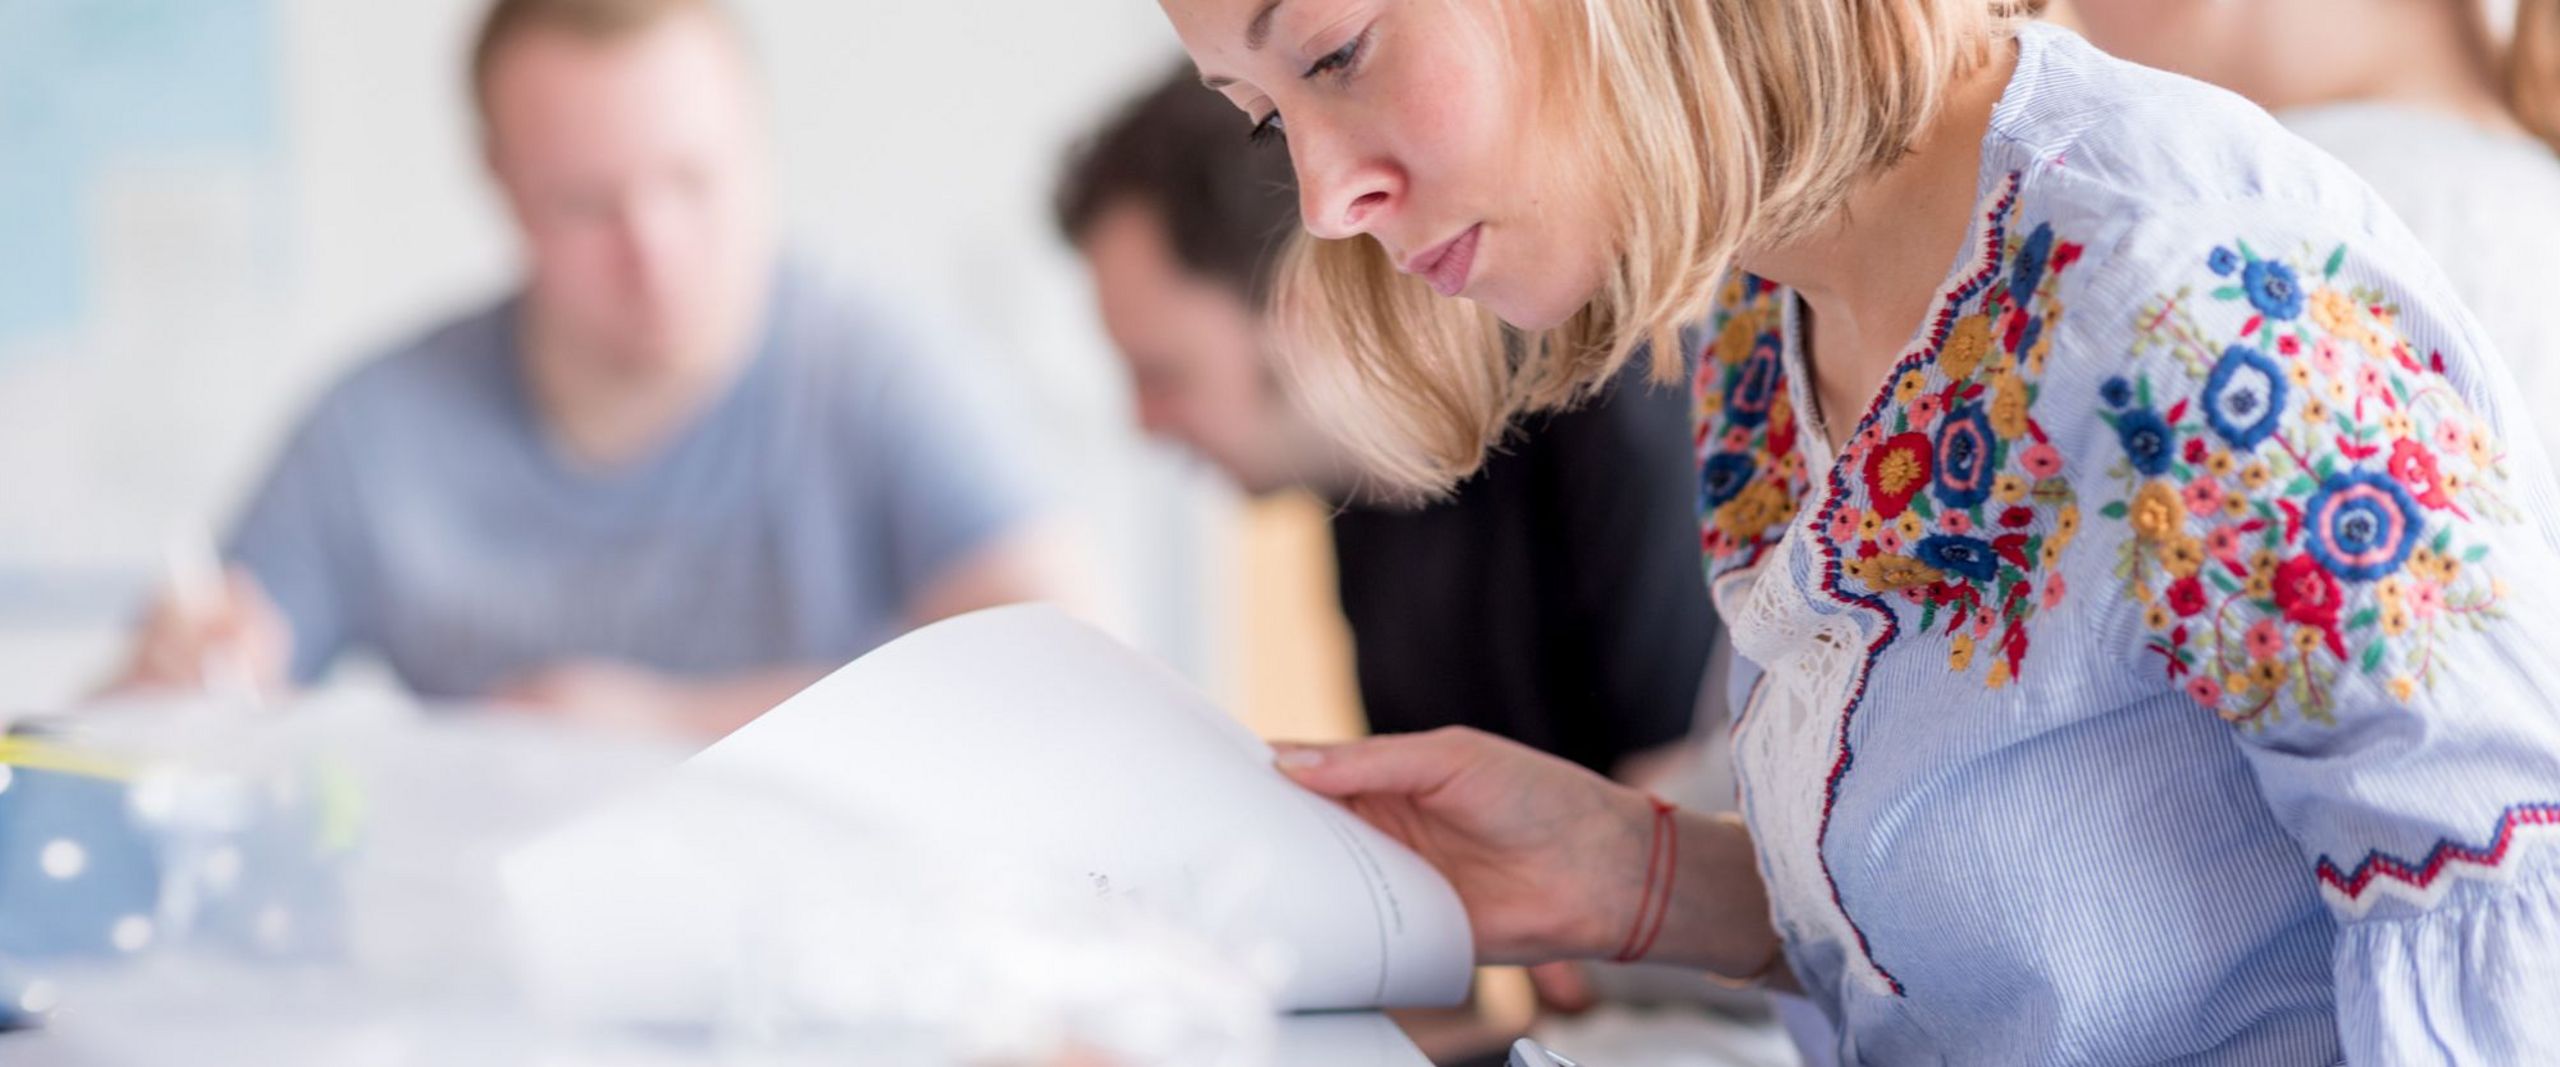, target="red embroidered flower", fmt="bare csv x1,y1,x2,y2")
2166,576,2210,617
2205,525,2248,563
2185,675,2224,707
2388,439,2455,510
2000,505,2035,529
2183,437,2209,464
2274,555,2343,629
1863,432,1935,518
2182,477,2224,517
2021,443,2064,480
